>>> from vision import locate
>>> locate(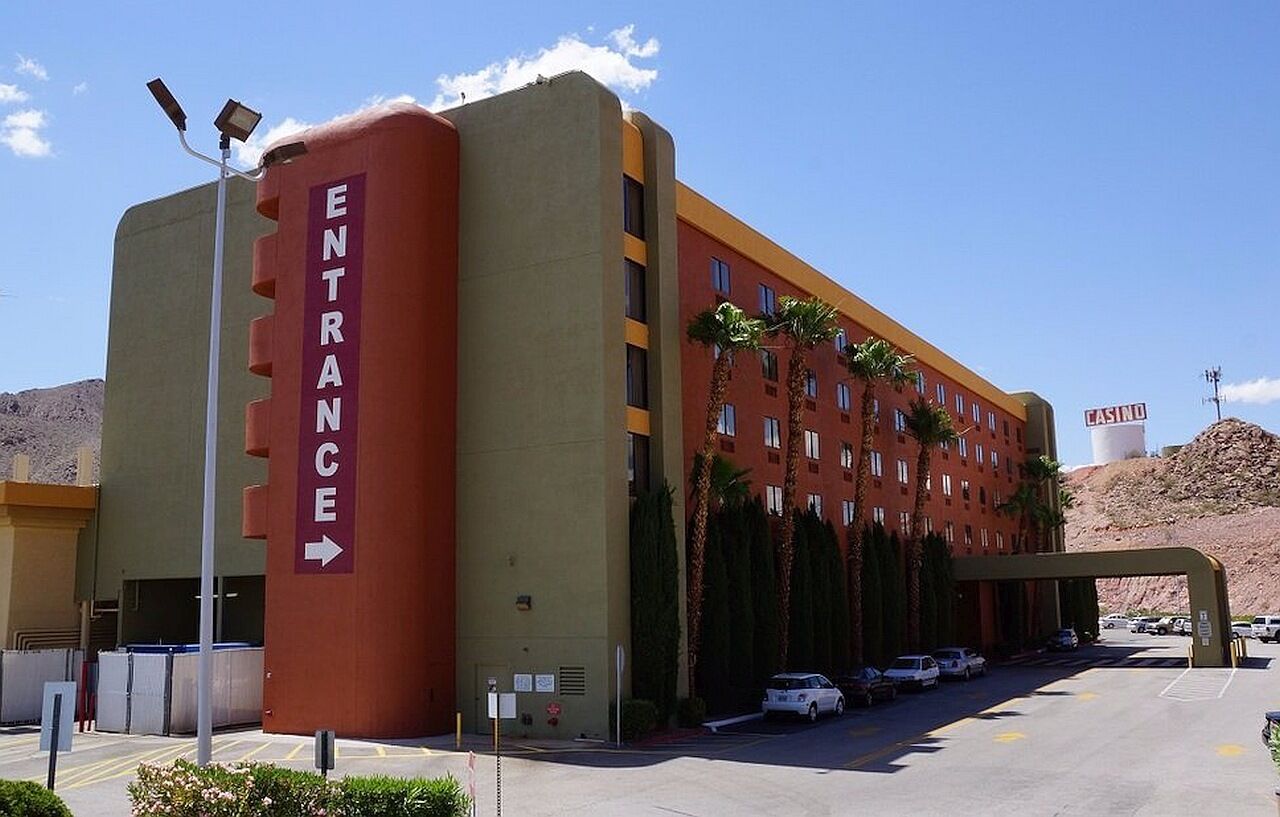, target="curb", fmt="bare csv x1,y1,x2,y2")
703,712,763,733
